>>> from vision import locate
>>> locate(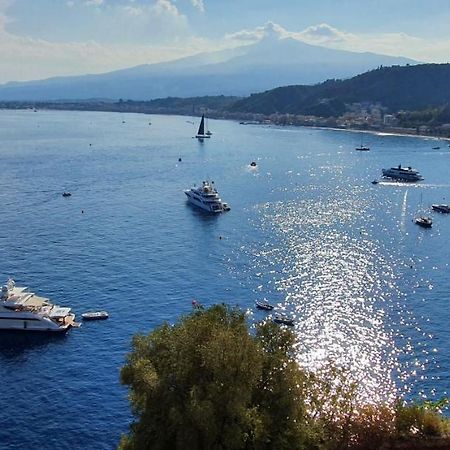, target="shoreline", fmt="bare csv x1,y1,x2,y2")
2,104,450,143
